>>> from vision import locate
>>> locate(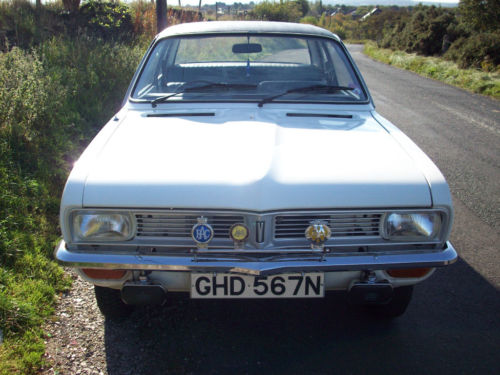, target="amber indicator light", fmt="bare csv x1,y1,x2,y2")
387,268,432,278
81,269,126,279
